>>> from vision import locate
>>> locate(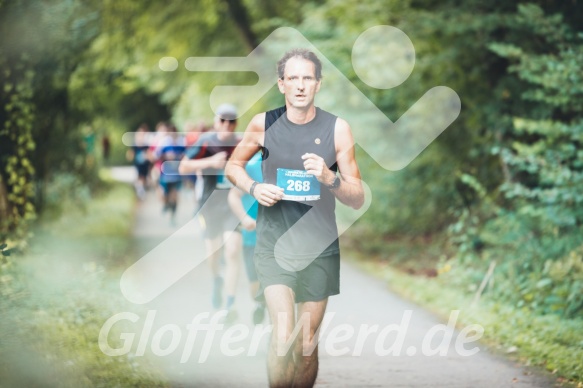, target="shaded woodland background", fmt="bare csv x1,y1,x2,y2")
0,0,582,384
